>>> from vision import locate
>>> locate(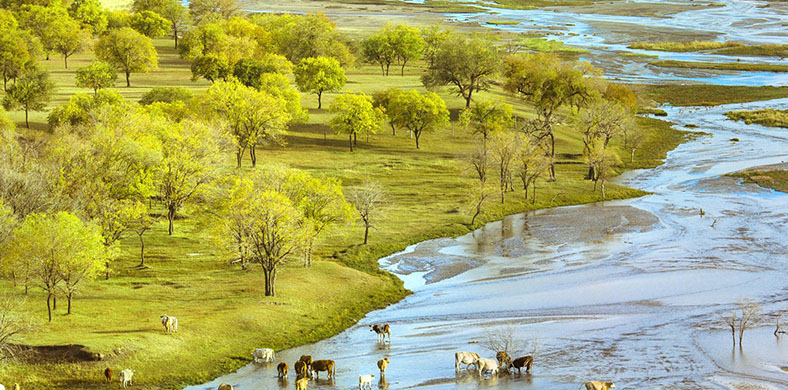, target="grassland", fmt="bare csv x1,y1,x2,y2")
519,37,589,53
730,169,788,193
725,109,788,128
635,85,788,107
628,41,788,57
1,26,690,390
650,60,788,73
